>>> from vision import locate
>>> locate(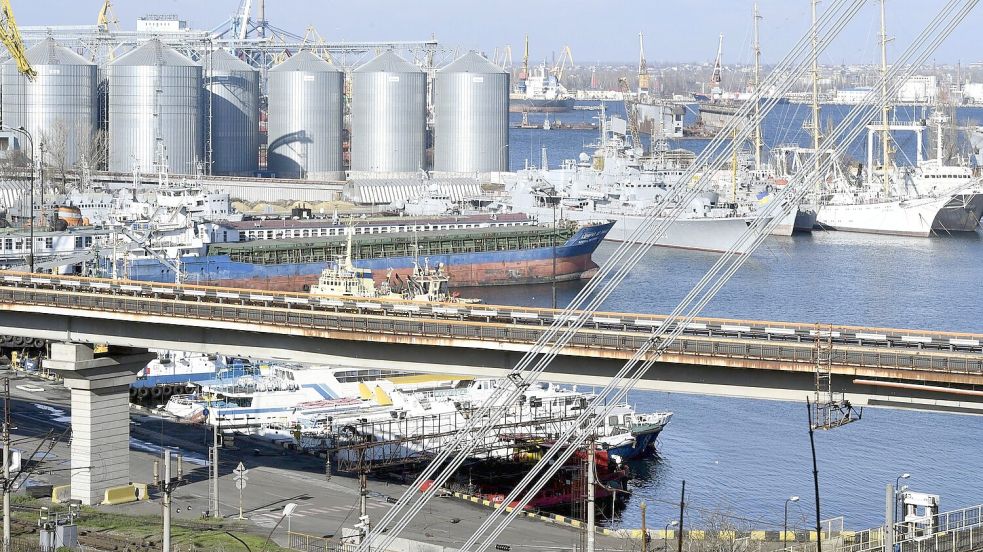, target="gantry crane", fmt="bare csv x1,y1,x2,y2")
0,0,36,81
